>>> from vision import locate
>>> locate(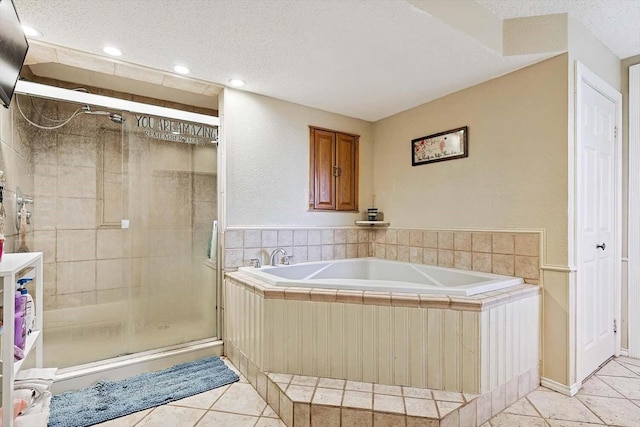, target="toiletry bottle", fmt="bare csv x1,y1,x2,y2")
14,282,27,350
18,278,34,334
